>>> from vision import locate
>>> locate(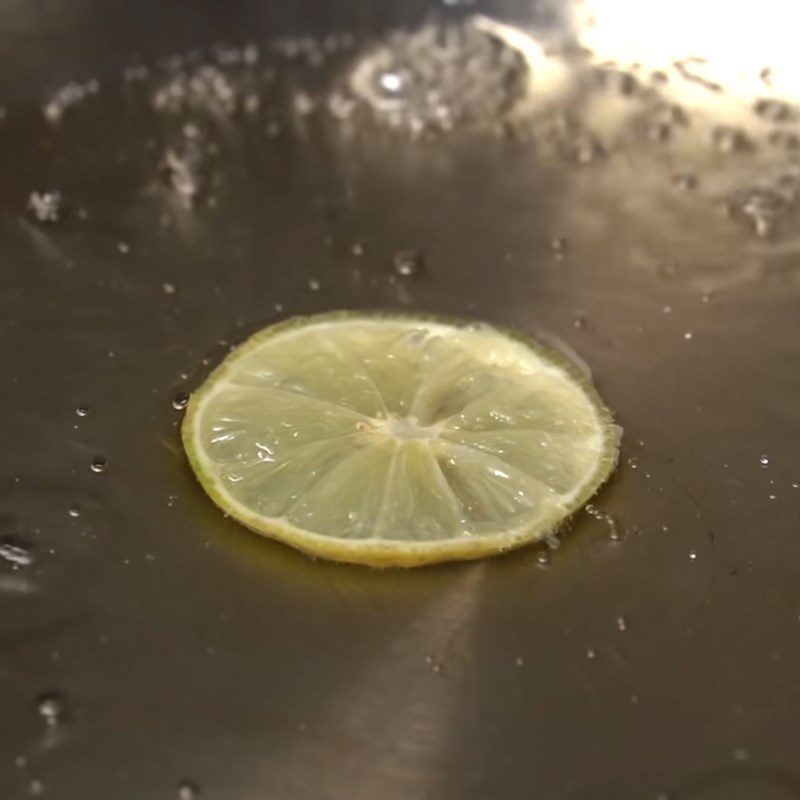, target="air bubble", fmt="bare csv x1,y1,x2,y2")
0,540,34,567
672,172,697,191
76,405,90,417
28,191,63,223
37,692,68,726
616,615,628,632
172,393,190,411
68,506,81,518
760,455,769,466
90,457,107,474
550,237,567,260
535,549,551,566
393,250,425,278
177,779,201,799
